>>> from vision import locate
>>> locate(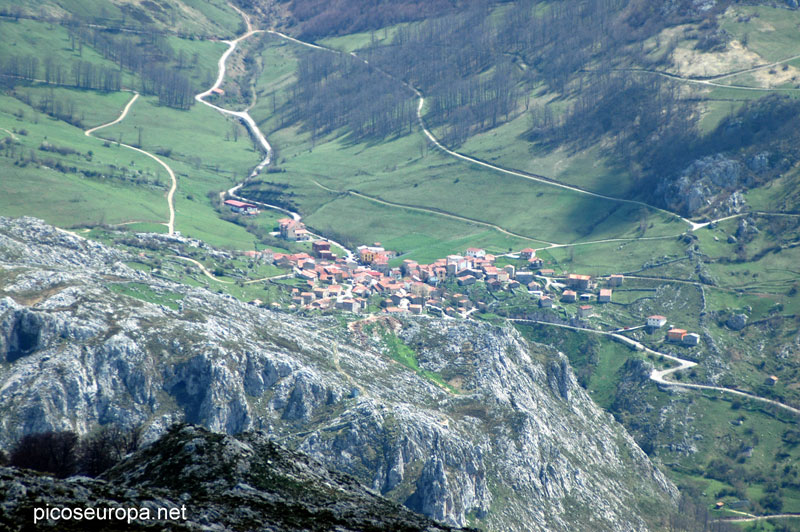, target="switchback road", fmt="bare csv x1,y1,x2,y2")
84,92,177,235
